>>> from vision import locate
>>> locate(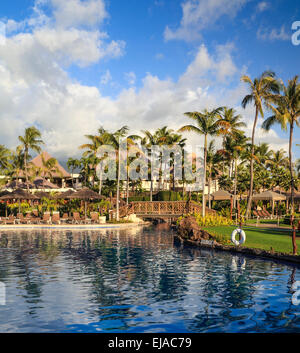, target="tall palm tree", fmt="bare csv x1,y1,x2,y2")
7,146,24,188
67,158,81,189
206,141,222,208
218,107,246,173
154,126,174,191
224,132,249,208
141,130,158,201
178,107,223,217
0,145,11,172
18,127,44,191
241,71,280,218
262,76,300,215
